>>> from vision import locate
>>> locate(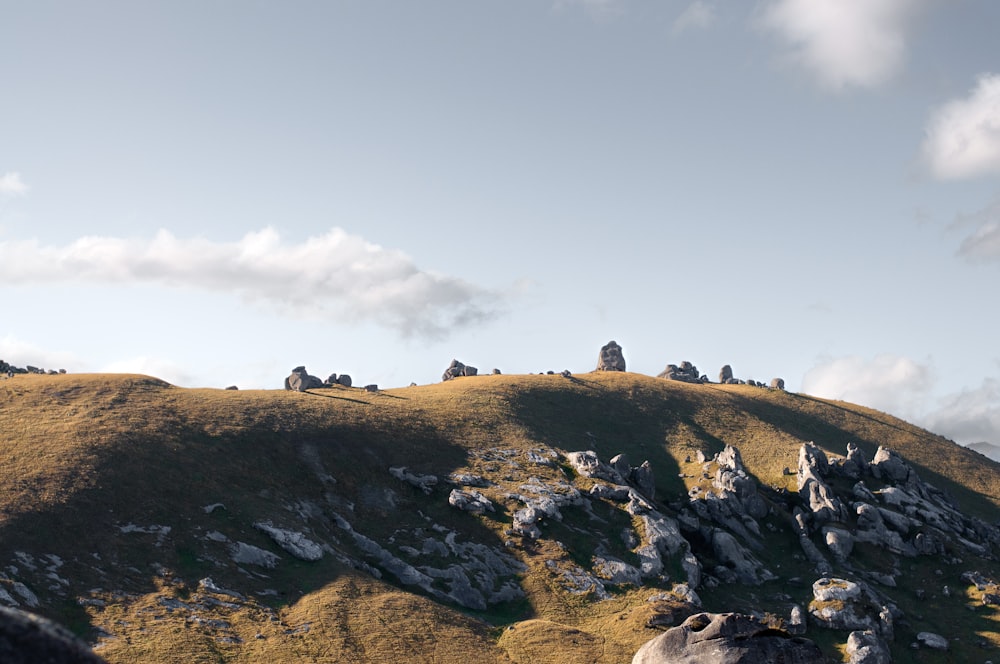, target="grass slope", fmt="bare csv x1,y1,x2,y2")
1,371,998,662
